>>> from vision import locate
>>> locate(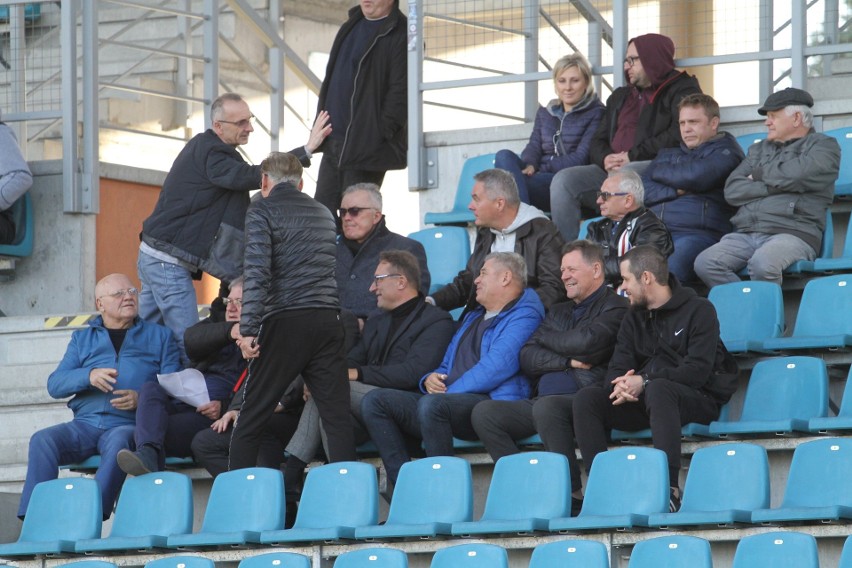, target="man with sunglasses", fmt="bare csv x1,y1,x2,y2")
584,170,673,287
138,93,331,364
336,183,430,328
18,273,181,520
